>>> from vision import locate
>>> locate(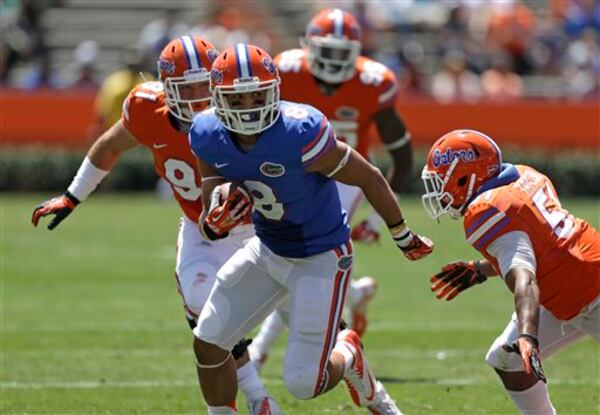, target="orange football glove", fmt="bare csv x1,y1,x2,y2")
203,186,252,239
350,220,380,244
400,234,434,260
430,260,487,301
31,192,80,230
502,334,547,383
